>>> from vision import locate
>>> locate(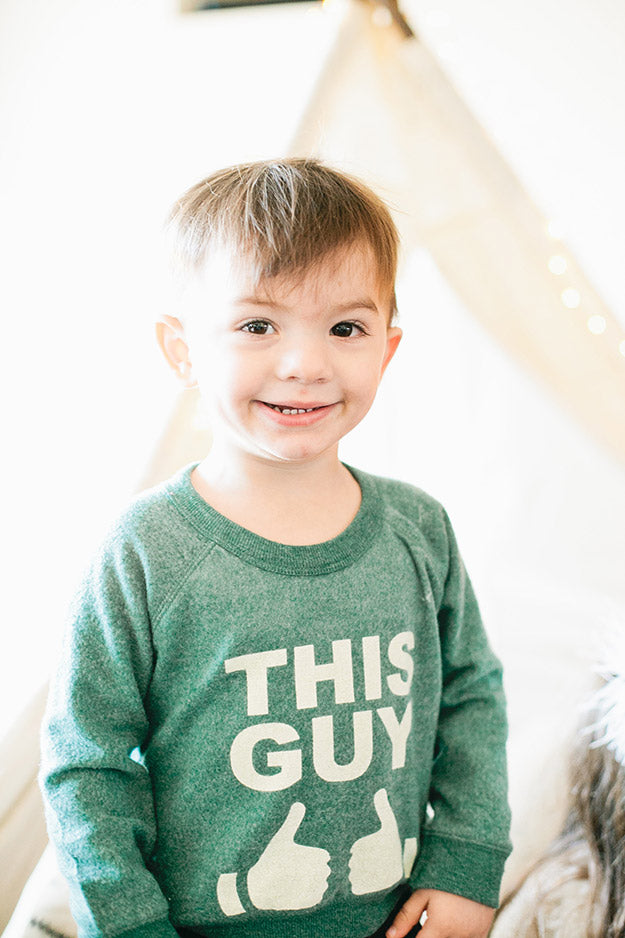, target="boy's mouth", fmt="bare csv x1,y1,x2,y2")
262,402,329,415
